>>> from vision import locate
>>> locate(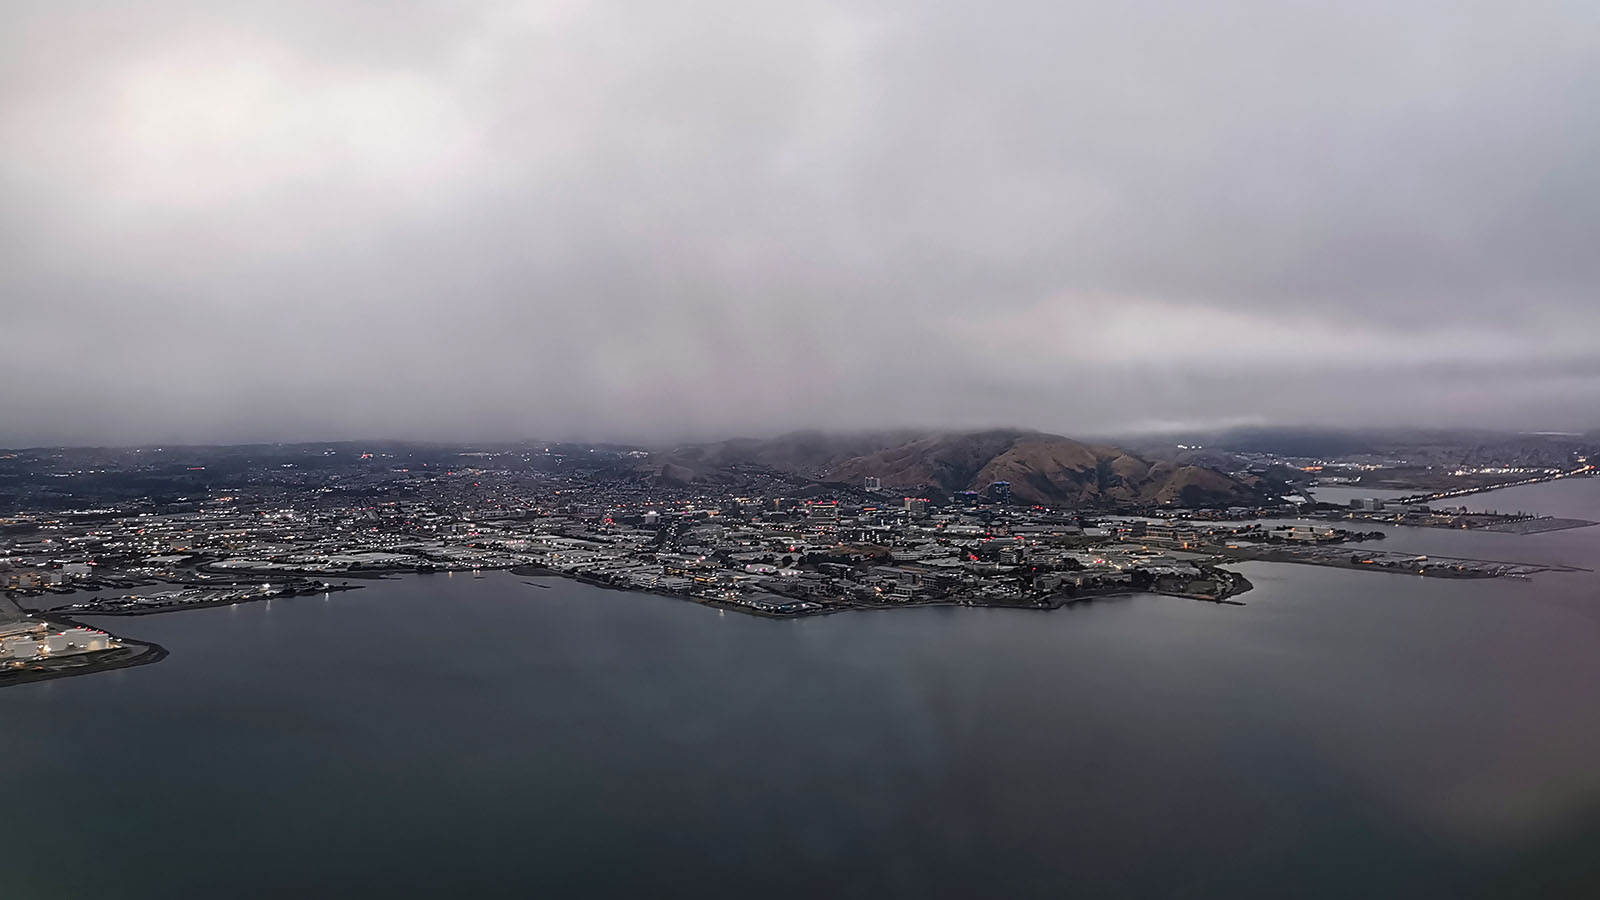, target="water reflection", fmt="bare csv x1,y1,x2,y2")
0,483,1598,898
